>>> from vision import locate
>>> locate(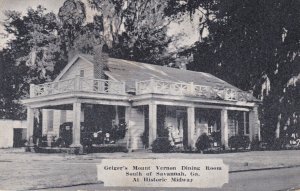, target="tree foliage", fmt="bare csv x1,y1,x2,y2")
167,0,300,142
0,0,174,119
1,0,298,143
87,0,173,64
0,6,62,119
58,0,87,54
4,6,60,83
0,49,26,119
